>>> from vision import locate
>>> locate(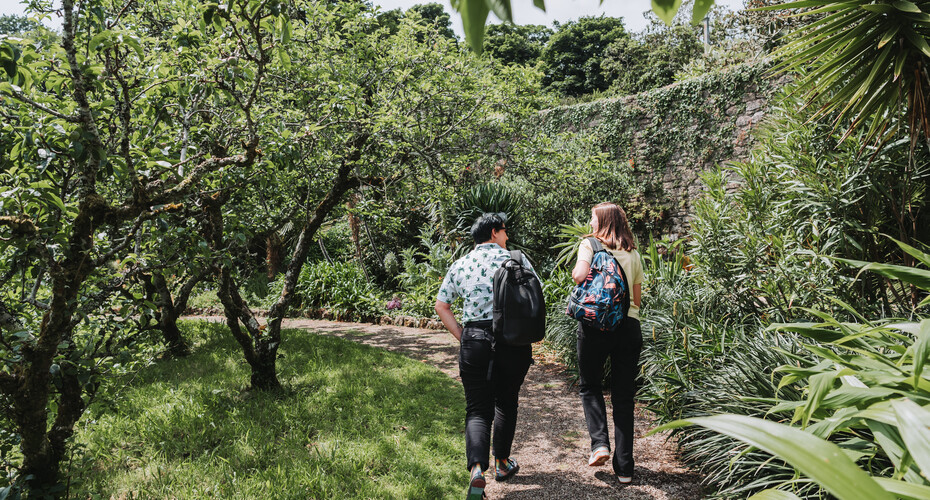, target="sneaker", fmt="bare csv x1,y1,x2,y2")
588,446,610,466
466,465,486,500
617,475,633,484
495,457,519,482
